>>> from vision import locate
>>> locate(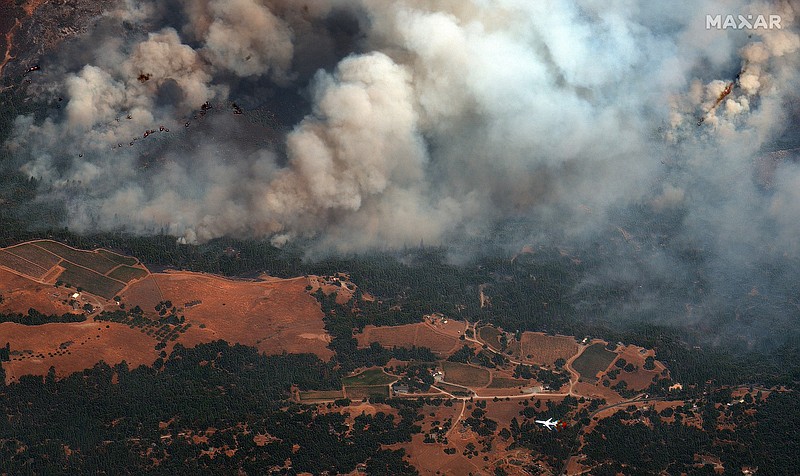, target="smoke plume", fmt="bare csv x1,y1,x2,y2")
4,0,800,344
